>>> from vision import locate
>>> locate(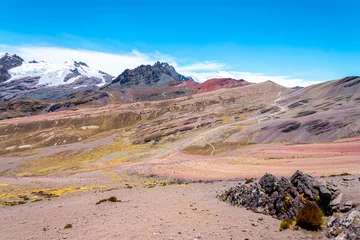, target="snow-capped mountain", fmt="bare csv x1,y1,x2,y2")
8,60,112,87
0,53,113,101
